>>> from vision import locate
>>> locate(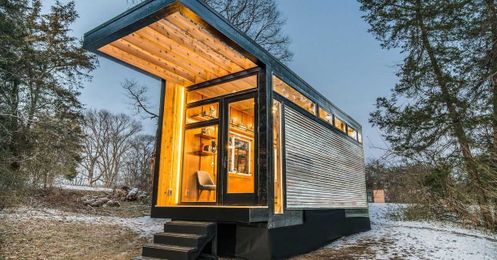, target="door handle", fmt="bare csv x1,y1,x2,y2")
223,154,227,169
